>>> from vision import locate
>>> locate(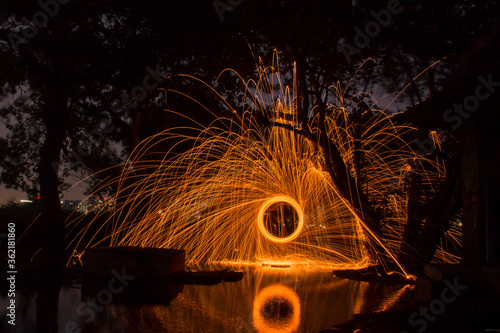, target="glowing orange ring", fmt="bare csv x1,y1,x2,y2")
257,195,304,243
253,284,301,333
